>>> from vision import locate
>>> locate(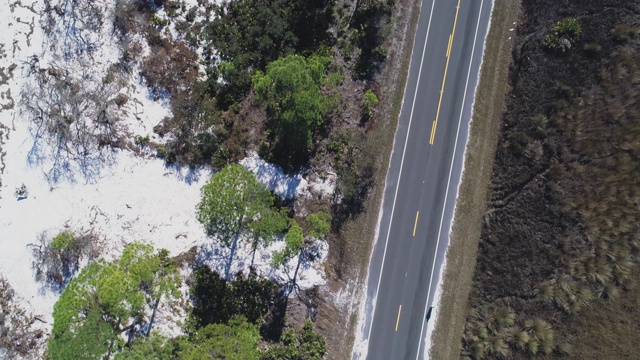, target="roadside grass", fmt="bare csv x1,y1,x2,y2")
428,1,522,359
